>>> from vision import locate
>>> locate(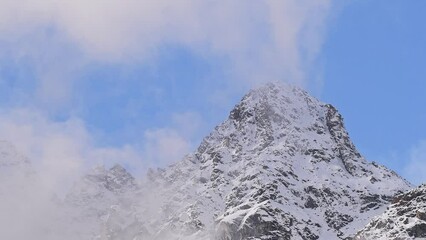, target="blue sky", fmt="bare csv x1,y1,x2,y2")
321,0,426,184
0,1,425,185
